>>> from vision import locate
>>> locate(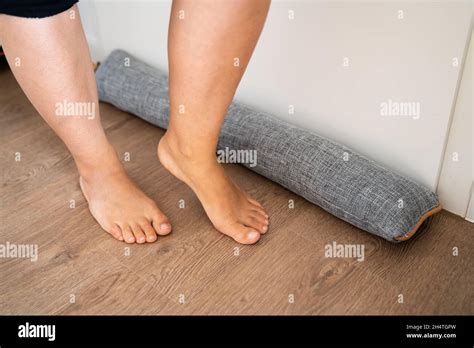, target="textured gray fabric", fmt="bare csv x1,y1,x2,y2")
96,49,440,242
